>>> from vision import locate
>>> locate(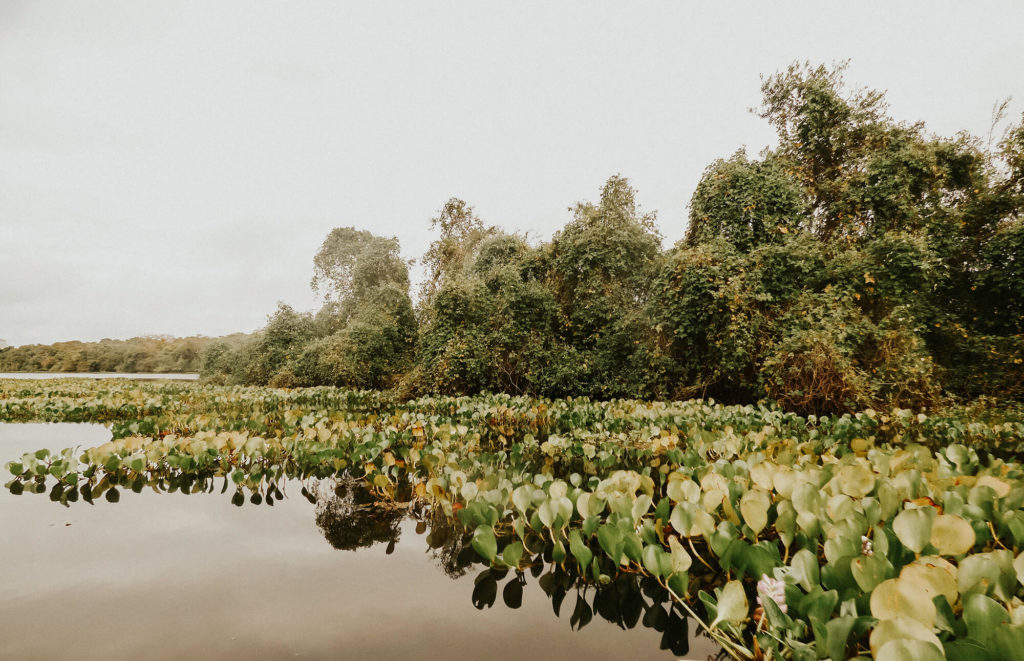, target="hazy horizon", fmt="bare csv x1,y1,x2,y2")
3,1,1024,347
